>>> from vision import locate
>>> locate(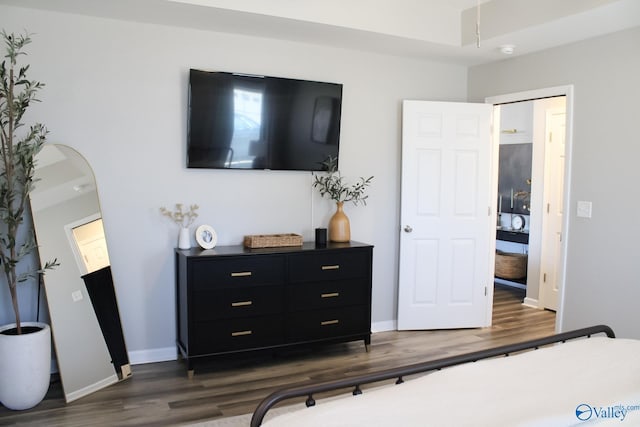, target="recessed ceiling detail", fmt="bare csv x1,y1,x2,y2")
1,0,638,65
